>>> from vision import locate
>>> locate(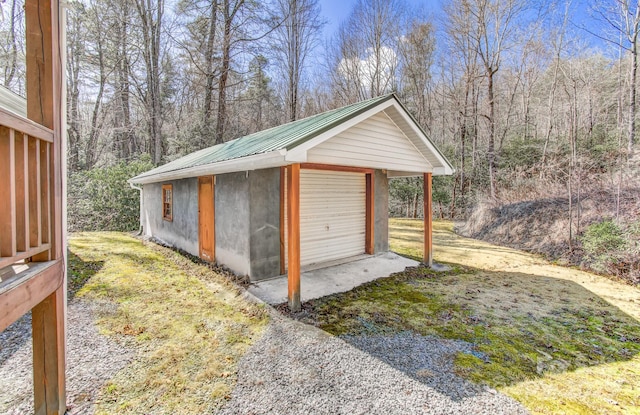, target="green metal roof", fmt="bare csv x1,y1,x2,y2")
132,94,395,181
